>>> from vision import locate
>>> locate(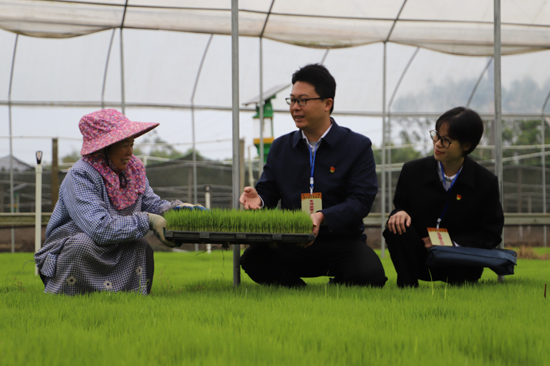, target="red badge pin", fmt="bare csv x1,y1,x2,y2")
456,194,462,201
330,166,335,173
